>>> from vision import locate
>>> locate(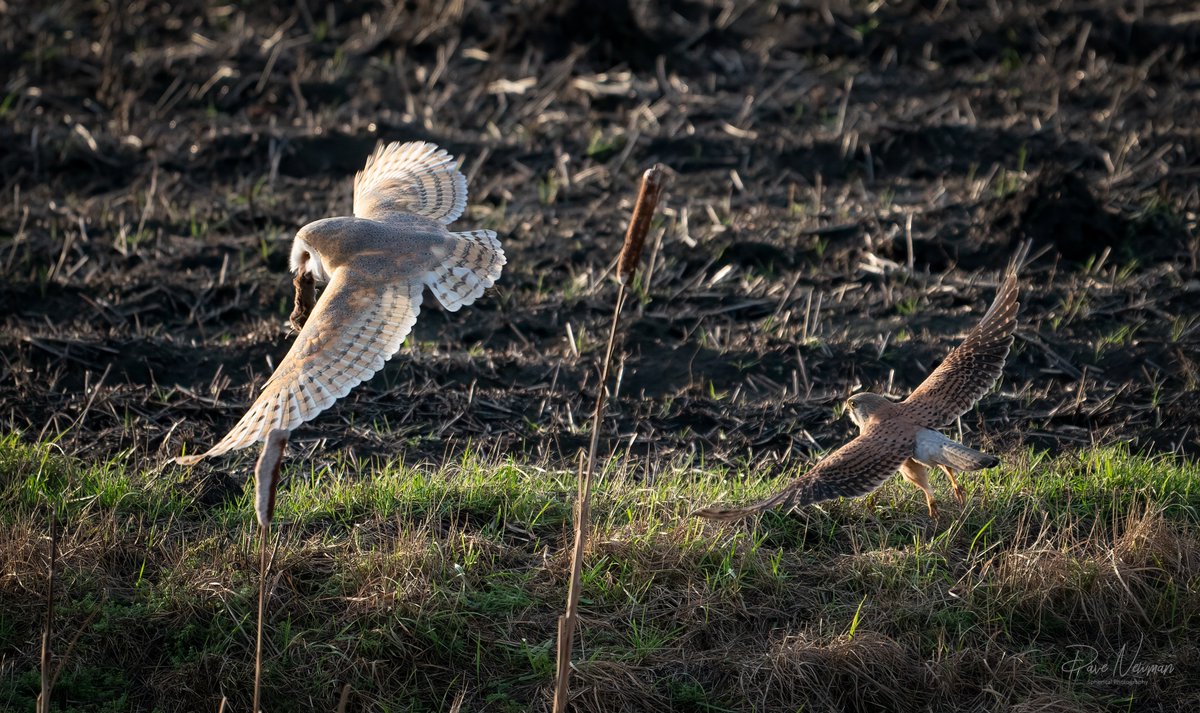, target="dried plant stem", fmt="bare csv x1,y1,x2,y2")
553,285,626,713
251,429,287,713
334,683,352,713
253,523,269,713
553,166,665,713
37,513,57,713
